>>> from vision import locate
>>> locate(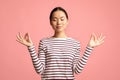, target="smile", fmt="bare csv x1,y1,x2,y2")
56,26,62,29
